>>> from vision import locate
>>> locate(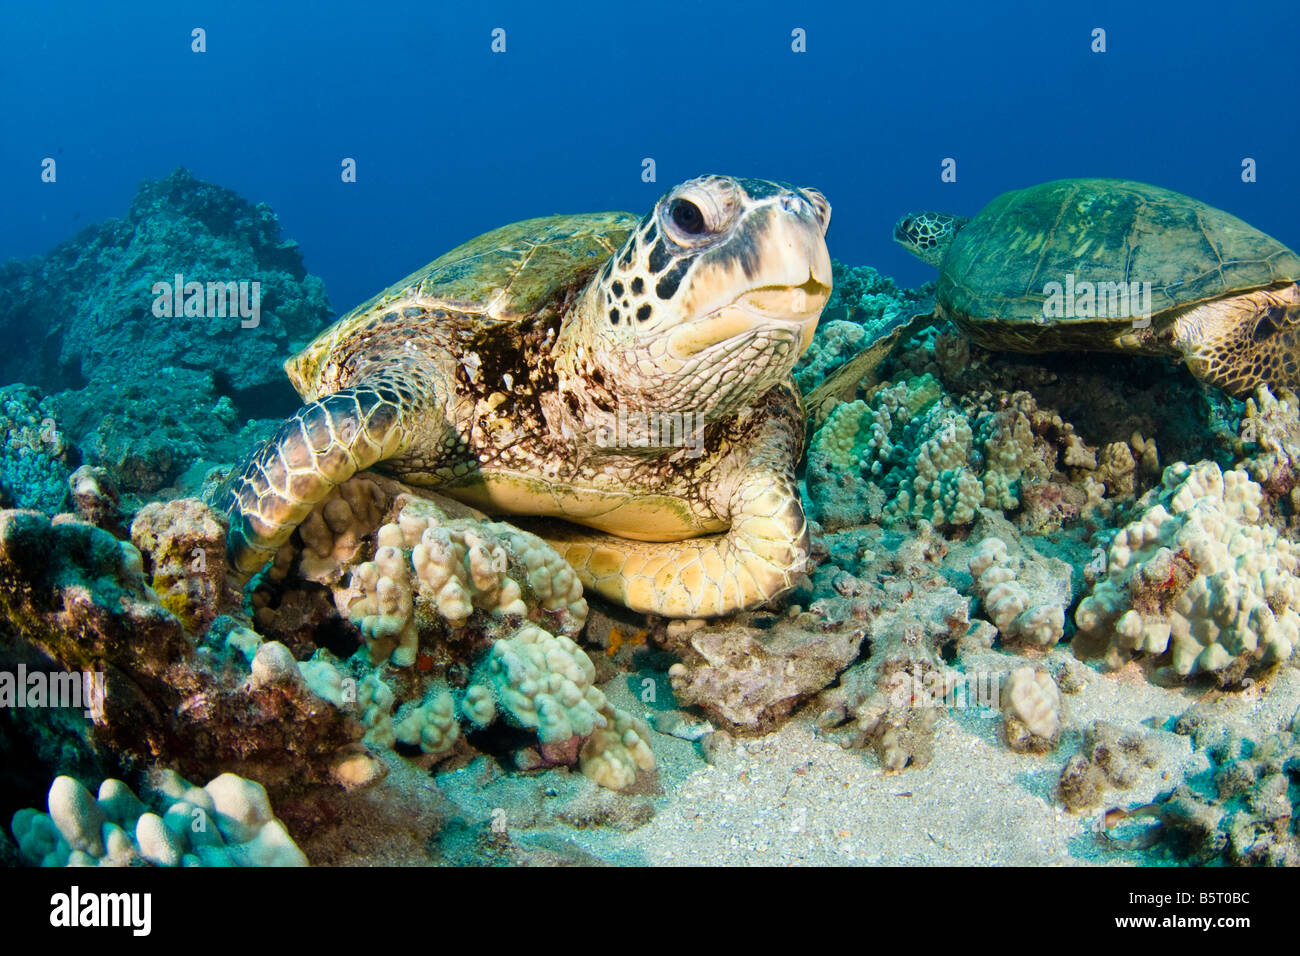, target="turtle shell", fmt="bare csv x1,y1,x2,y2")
286,211,637,394
938,179,1300,340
